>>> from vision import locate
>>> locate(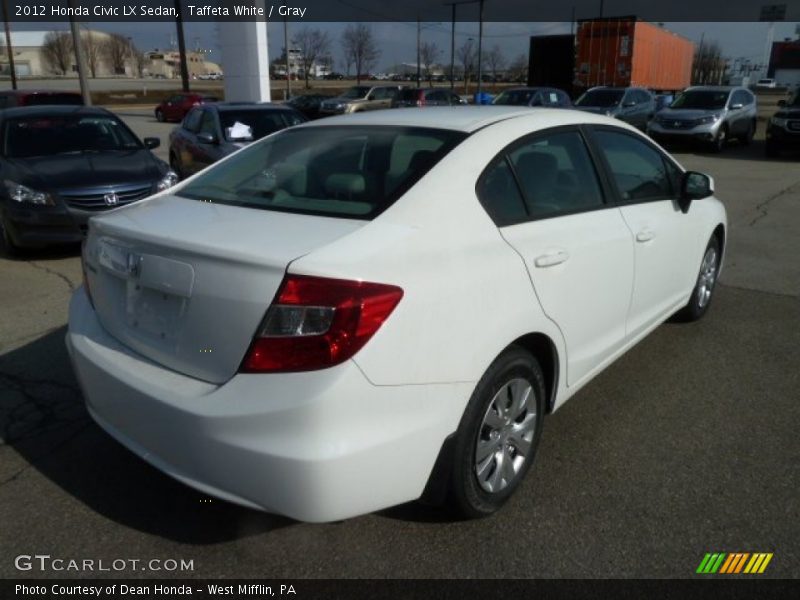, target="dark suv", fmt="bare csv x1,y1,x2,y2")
574,86,655,130
765,91,800,157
